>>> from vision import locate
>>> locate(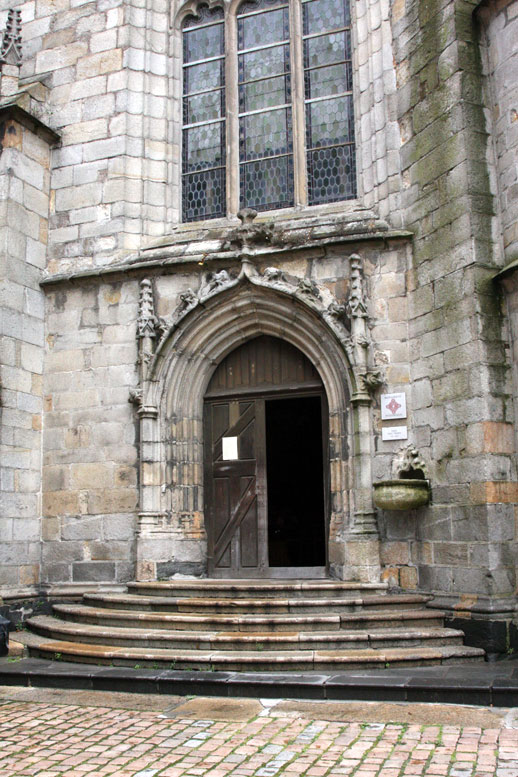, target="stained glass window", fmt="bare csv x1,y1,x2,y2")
303,0,356,204
237,0,294,211
182,6,226,221
181,0,356,221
